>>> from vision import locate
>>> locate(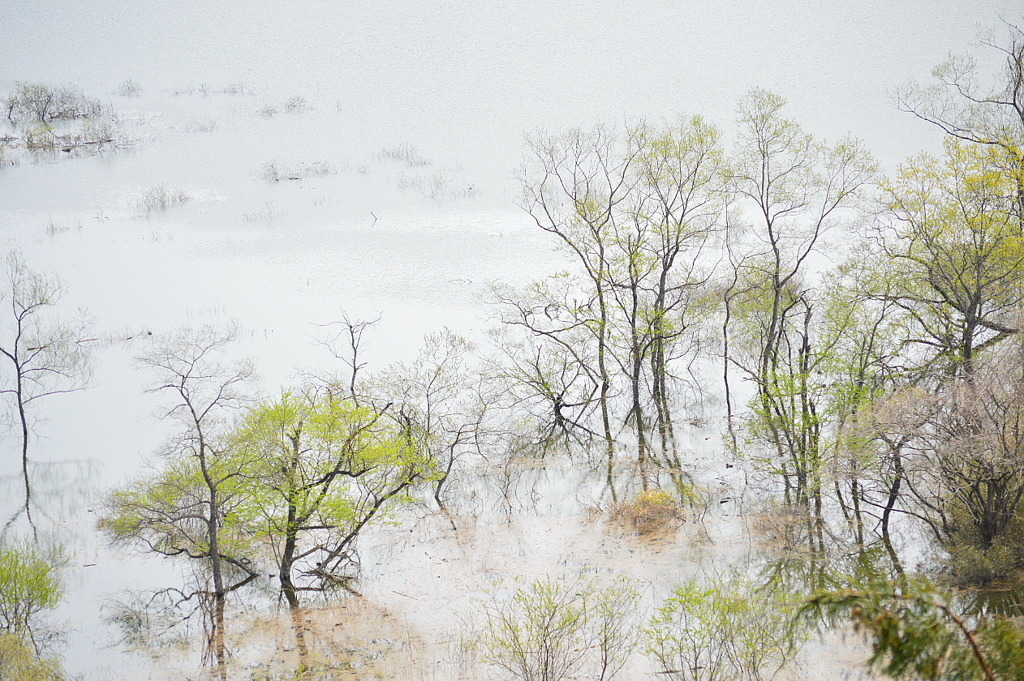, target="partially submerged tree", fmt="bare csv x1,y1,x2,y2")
519,126,640,475
102,325,256,676
0,250,91,534
487,277,604,457
230,388,434,605
607,117,726,489
513,118,726,494
726,89,877,508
